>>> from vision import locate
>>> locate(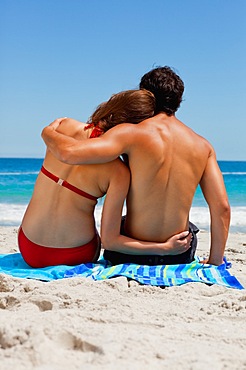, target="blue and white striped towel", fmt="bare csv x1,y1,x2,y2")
0,253,243,289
